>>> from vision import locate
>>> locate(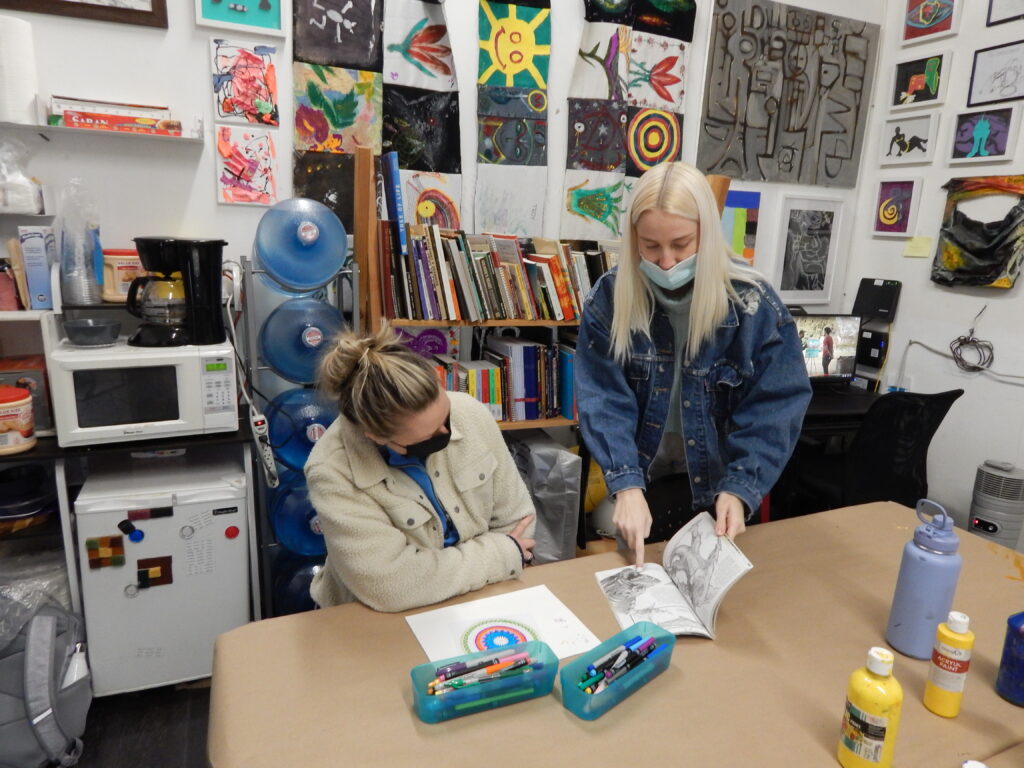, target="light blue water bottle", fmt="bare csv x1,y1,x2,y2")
885,499,962,659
